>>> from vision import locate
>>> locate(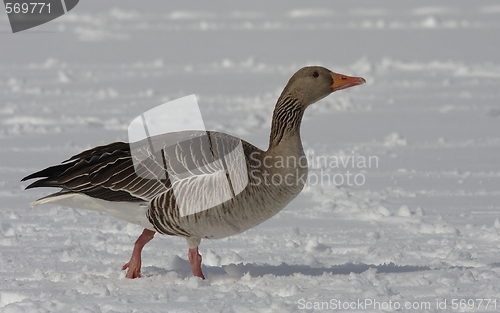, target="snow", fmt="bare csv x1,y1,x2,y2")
1,0,500,312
